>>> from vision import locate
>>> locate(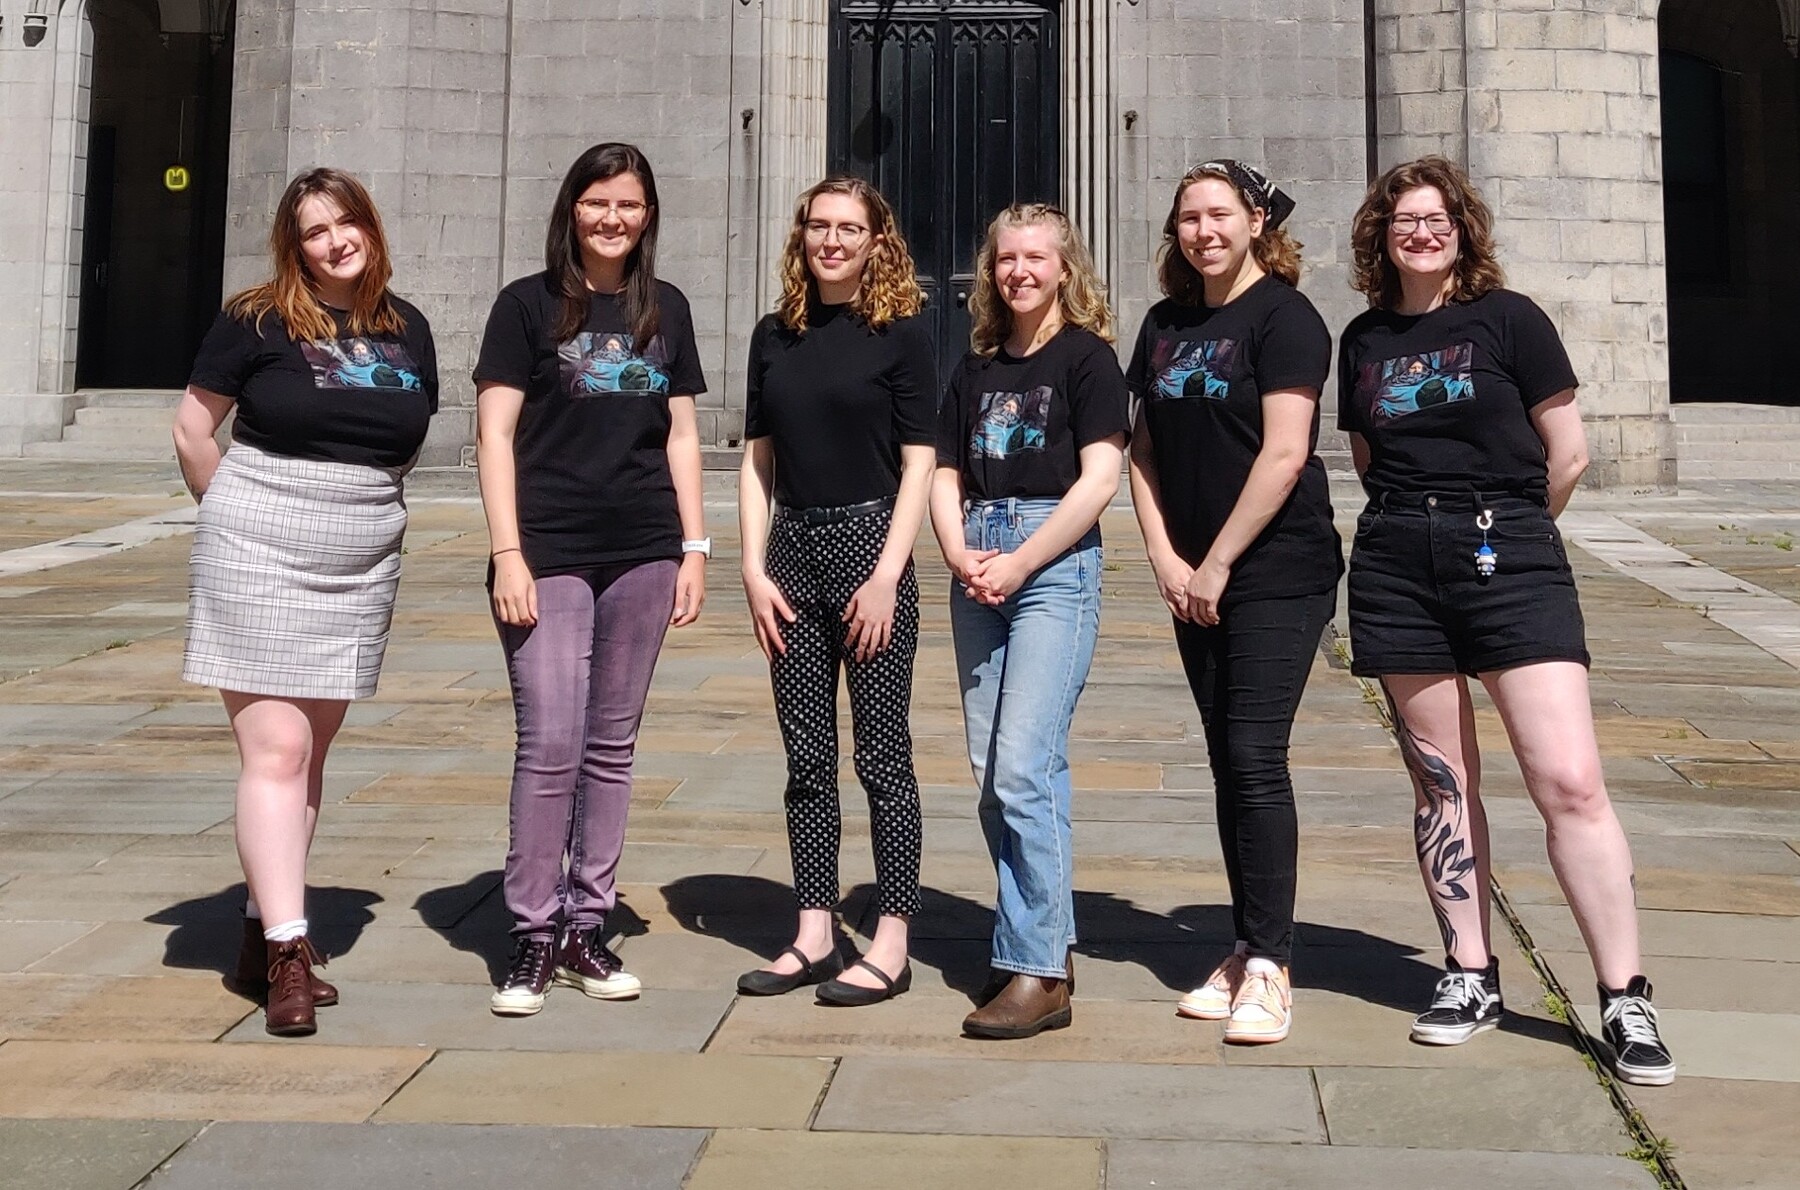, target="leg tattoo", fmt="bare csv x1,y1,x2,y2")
1386,691,1477,957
